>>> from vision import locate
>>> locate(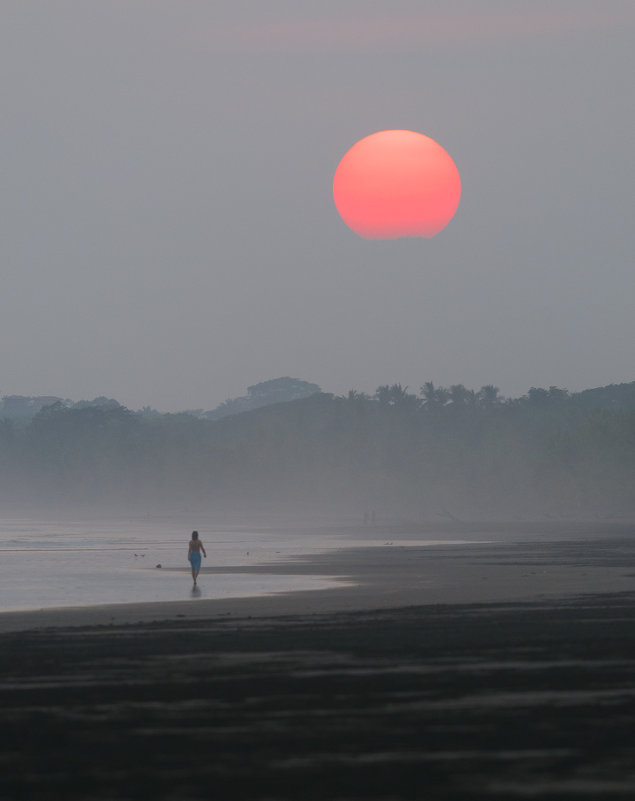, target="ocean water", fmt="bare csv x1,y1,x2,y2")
0,516,481,613
0,517,356,613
